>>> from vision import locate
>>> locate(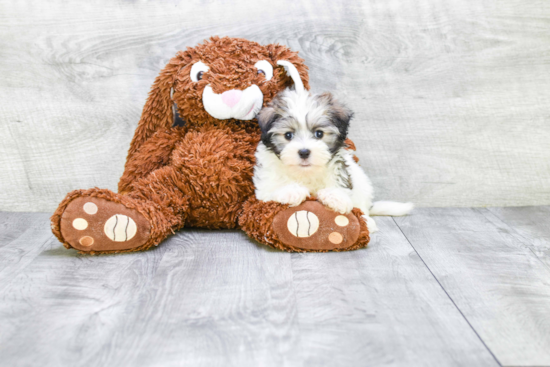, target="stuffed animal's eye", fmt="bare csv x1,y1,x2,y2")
190,61,209,82
284,132,294,140
254,60,273,81
314,130,324,139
